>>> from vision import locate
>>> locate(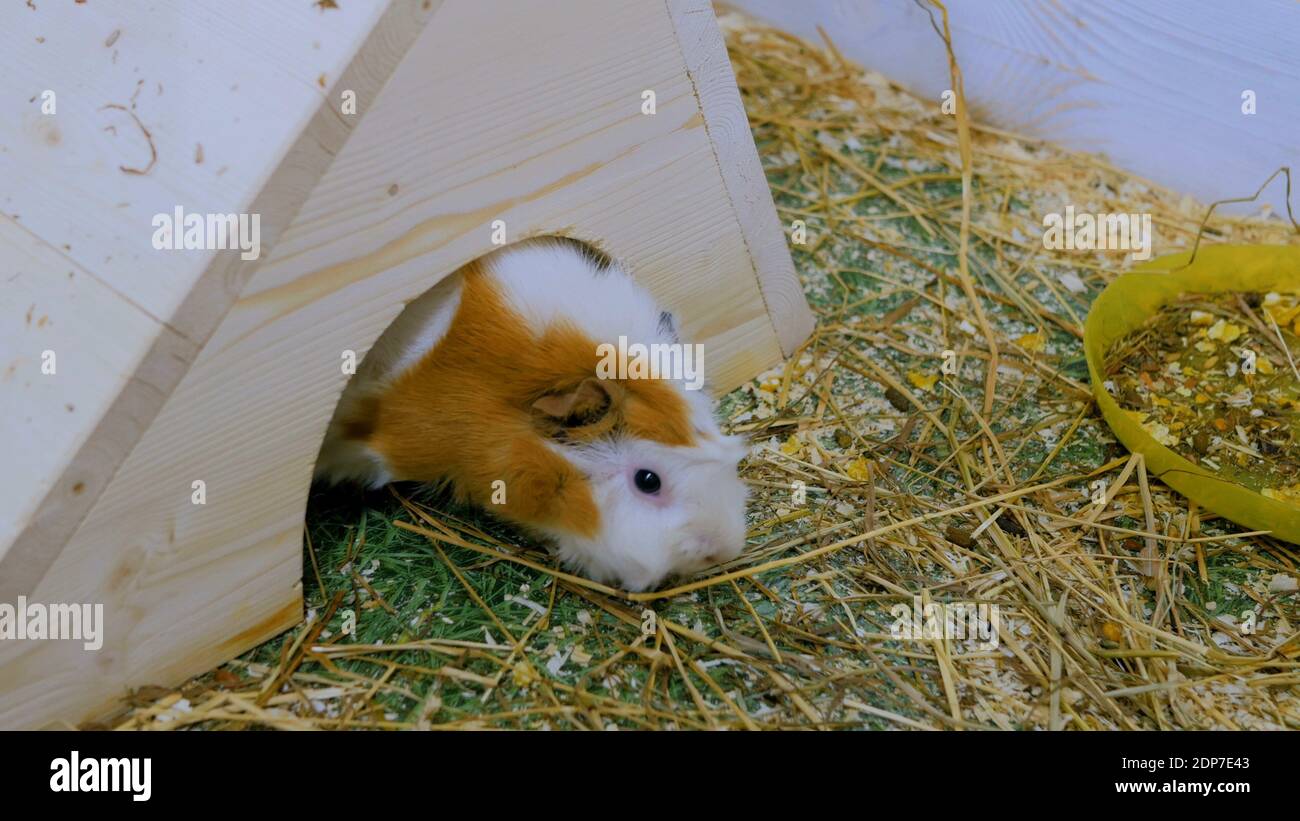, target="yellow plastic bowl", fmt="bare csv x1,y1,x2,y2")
1083,244,1300,544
